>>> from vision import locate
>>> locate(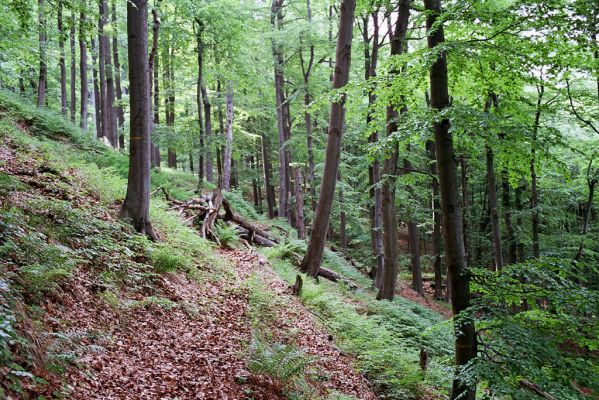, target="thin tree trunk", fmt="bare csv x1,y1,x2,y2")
575,161,597,260
425,1,476,398
103,0,117,147
486,143,503,271
216,80,225,182
261,131,276,218
502,169,516,264
165,45,176,168
428,141,443,300
531,84,544,259
70,9,77,123
91,38,102,137
201,84,214,183
149,6,160,168
222,83,234,191
377,0,410,301
195,22,205,185
295,167,306,239
299,0,356,278
271,0,288,218
338,170,347,252
112,0,125,148
515,183,525,262
37,0,47,107
79,5,88,131
404,154,424,294
121,0,156,240
59,0,68,115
